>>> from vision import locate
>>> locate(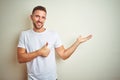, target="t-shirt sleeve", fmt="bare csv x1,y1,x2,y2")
17,32,26,48
54,33,62,48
